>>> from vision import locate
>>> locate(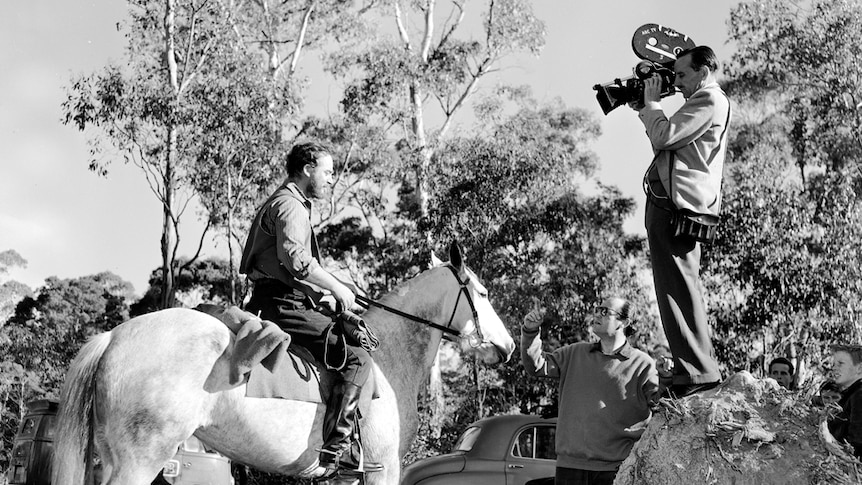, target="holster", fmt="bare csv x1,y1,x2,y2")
670,209,720,244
